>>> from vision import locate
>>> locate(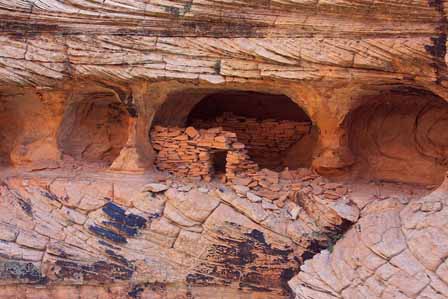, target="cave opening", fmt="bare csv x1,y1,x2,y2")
346,87,448,185
151,89,317,178
186,91,316,171
58,94,129,168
